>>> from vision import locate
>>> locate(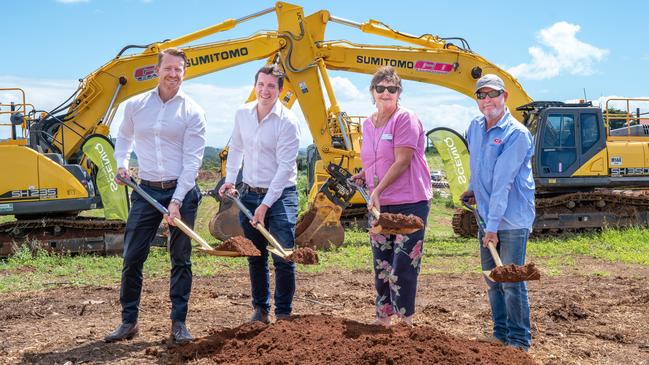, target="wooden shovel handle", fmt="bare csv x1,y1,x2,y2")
369,207,381,219
172,217,215,252
254,222,289,257
486,241,503,267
